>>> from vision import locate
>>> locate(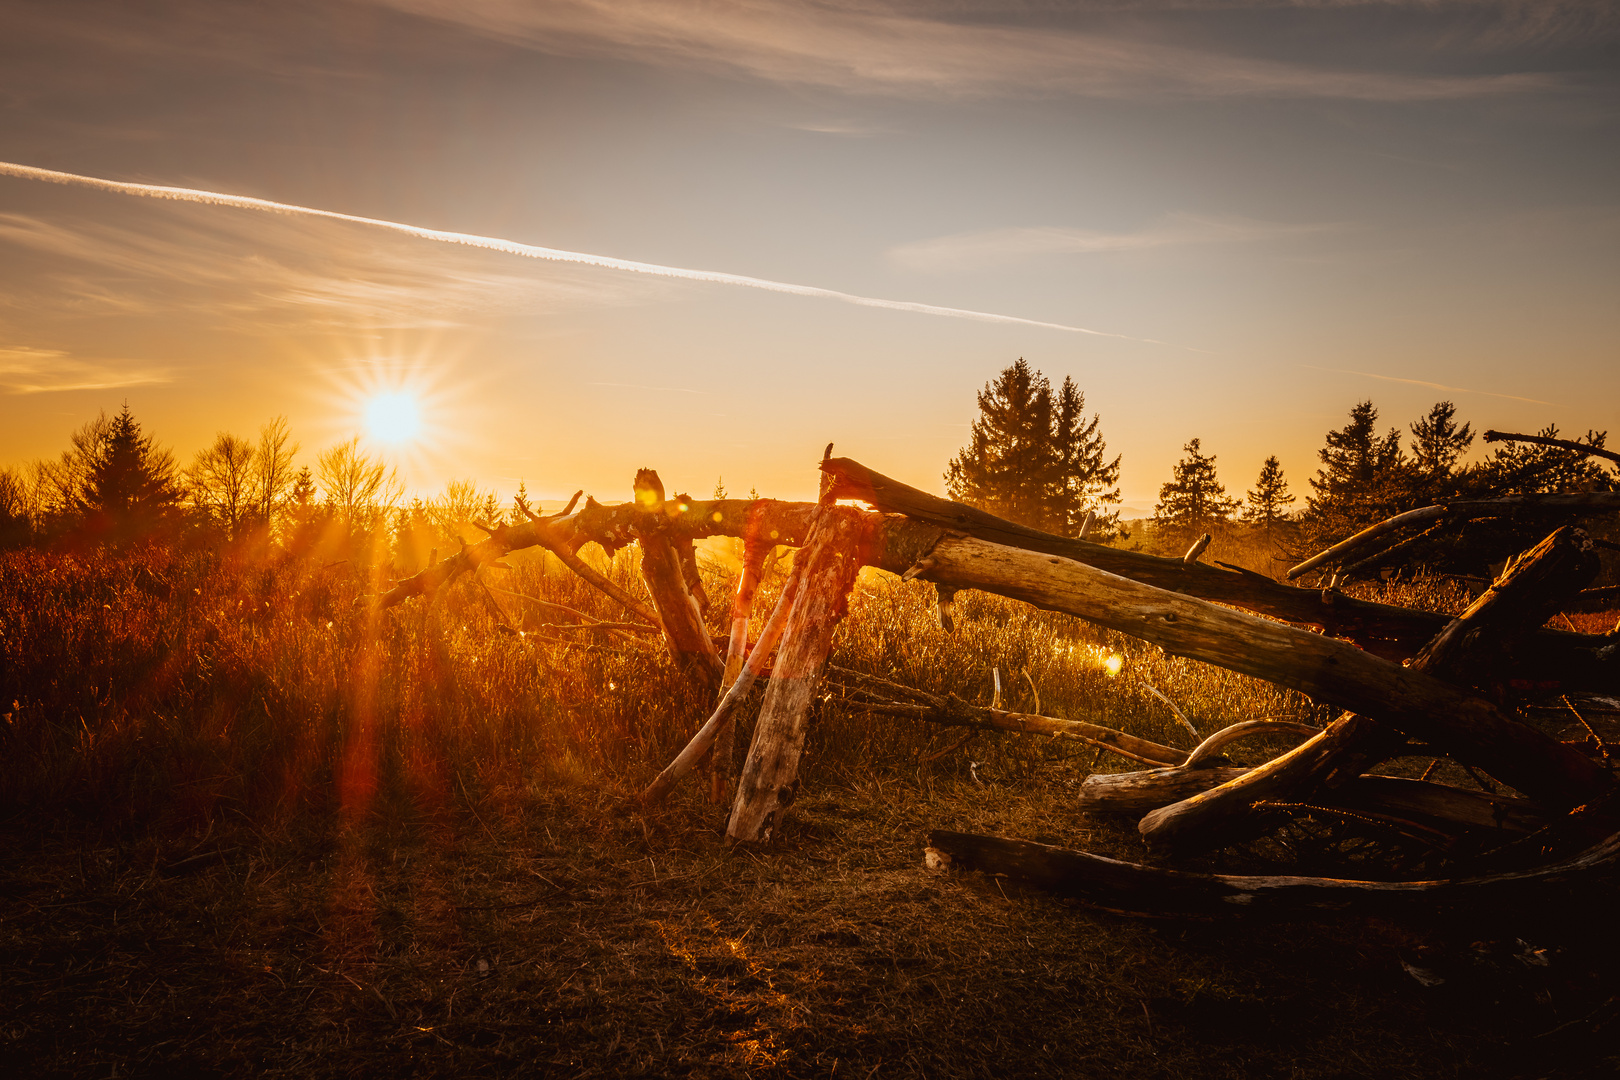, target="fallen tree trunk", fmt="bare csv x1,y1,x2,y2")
727,505,874,844
886,524,1614,812
925,828,1620,918
713,527,774,802
632,470,722,689
1287,494,1620,581
1079,768,1548,833
1137,526,1603,852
